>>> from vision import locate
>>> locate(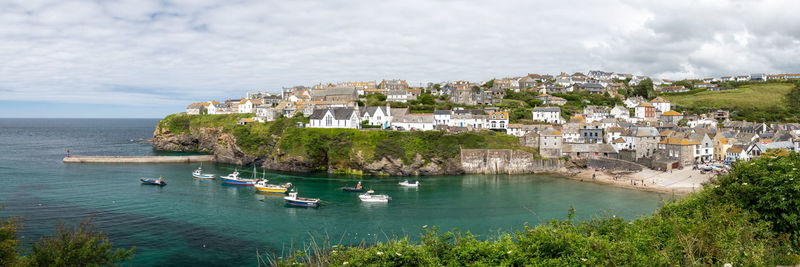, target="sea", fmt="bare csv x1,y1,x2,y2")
0,118,665,266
